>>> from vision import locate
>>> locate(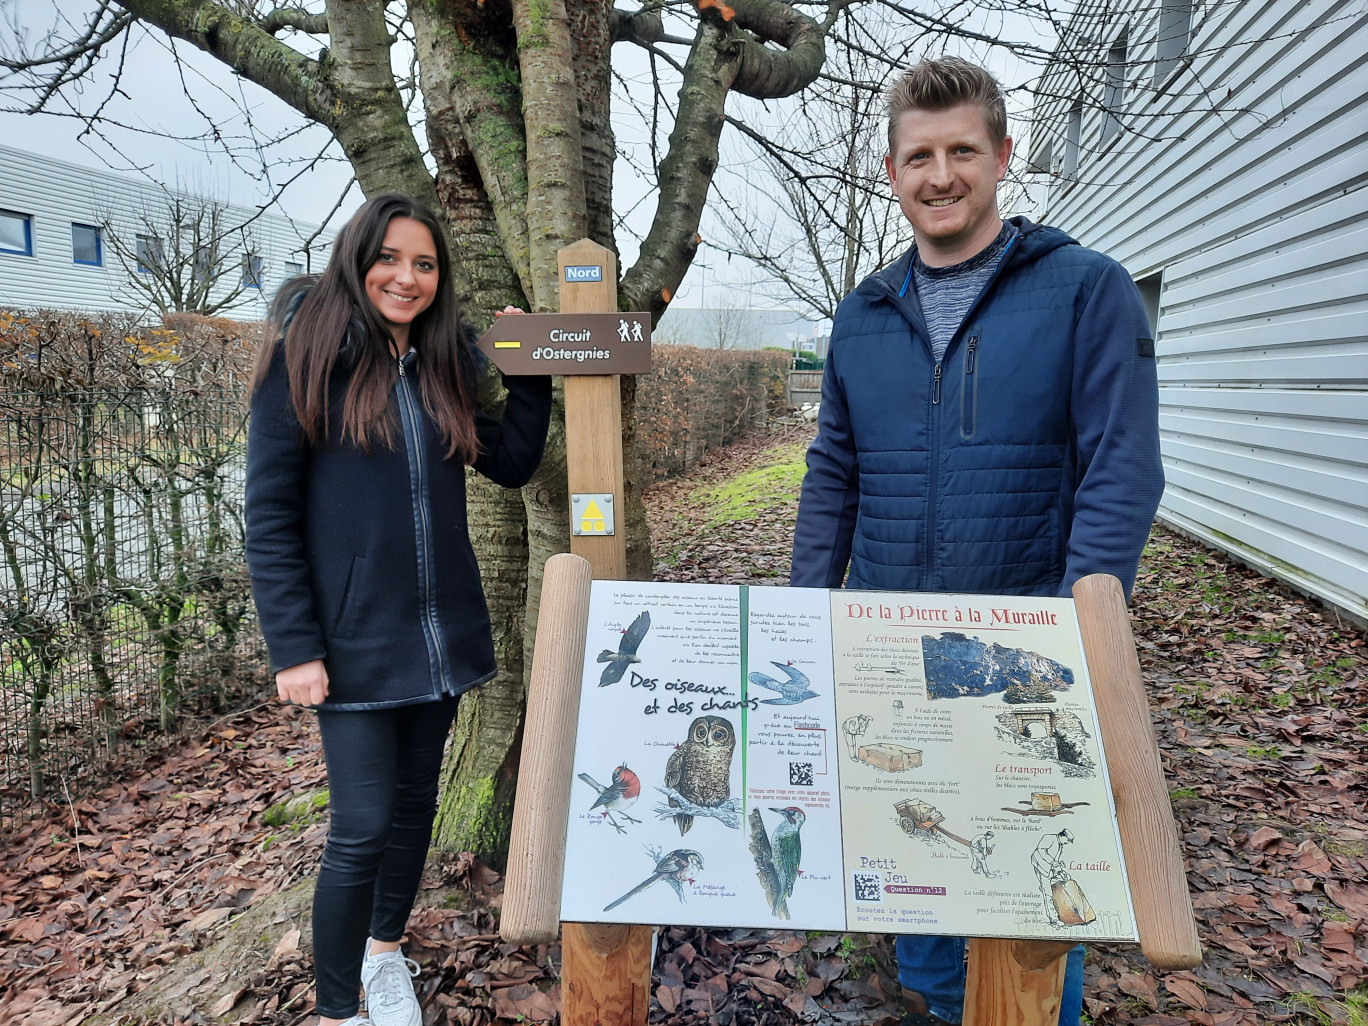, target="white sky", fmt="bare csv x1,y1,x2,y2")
0,1,1063,310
